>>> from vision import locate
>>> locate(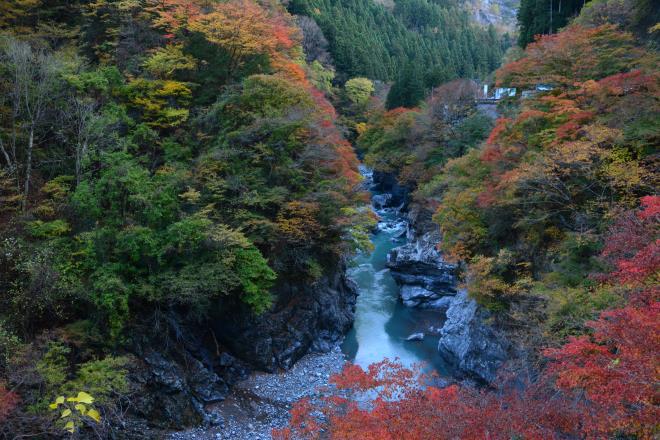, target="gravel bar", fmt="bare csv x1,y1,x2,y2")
169,347,347,440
